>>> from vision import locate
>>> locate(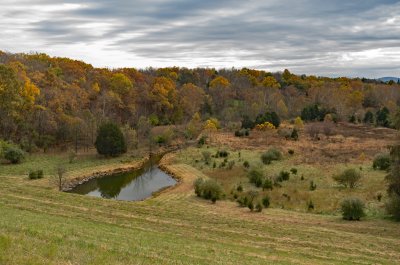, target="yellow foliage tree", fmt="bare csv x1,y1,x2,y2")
209,76,230,88
294,116,304,129
21,78,40,109
92,82,100,93
277,99,289,118
255,122,275,131
262,76,280,89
